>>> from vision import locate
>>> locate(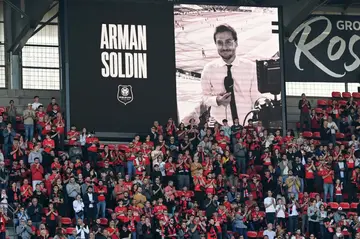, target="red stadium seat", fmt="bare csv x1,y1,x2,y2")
352,92,360,99
347,212,357,218
317,99,328,107
302,131,313,138
99,218,108,226
332,91,341,98
99,144,105,150
342,231,350,236
351,203,358,210
328,99,333,105
338,100,347,106
15,116,22,121
336,133,345,140
309,192,318,198
257,231,264,238
61,217,72,226
118,144,128,151
313,132,321,139
328,202,339,210
42,207,49,215
315,108,323,114
66,228,76,235
108,144,116,150
0,107,5,114
342,92,351,98
247,231,258,238
340,202,350,210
